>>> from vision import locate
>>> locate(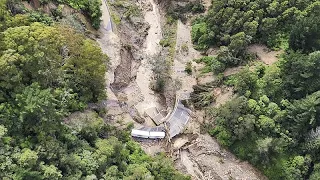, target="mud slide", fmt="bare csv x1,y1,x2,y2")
176,135,266,180
135,0,163,116
173,20,200,97
180,150,204,180
97,0,138,126
96,0,166,128
97,0,121,86
97,0,266,179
